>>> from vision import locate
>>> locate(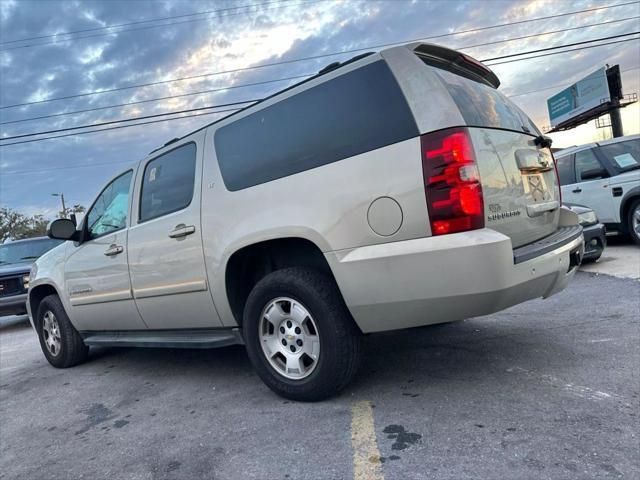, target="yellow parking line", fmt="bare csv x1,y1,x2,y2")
351,400,384,480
